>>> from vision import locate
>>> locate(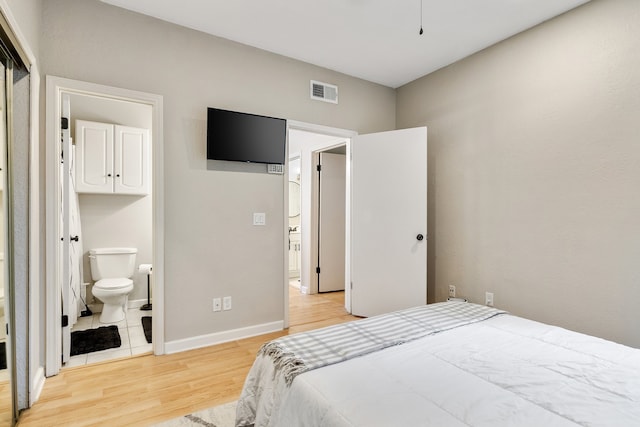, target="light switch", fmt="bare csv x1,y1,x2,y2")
253,212,266,226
